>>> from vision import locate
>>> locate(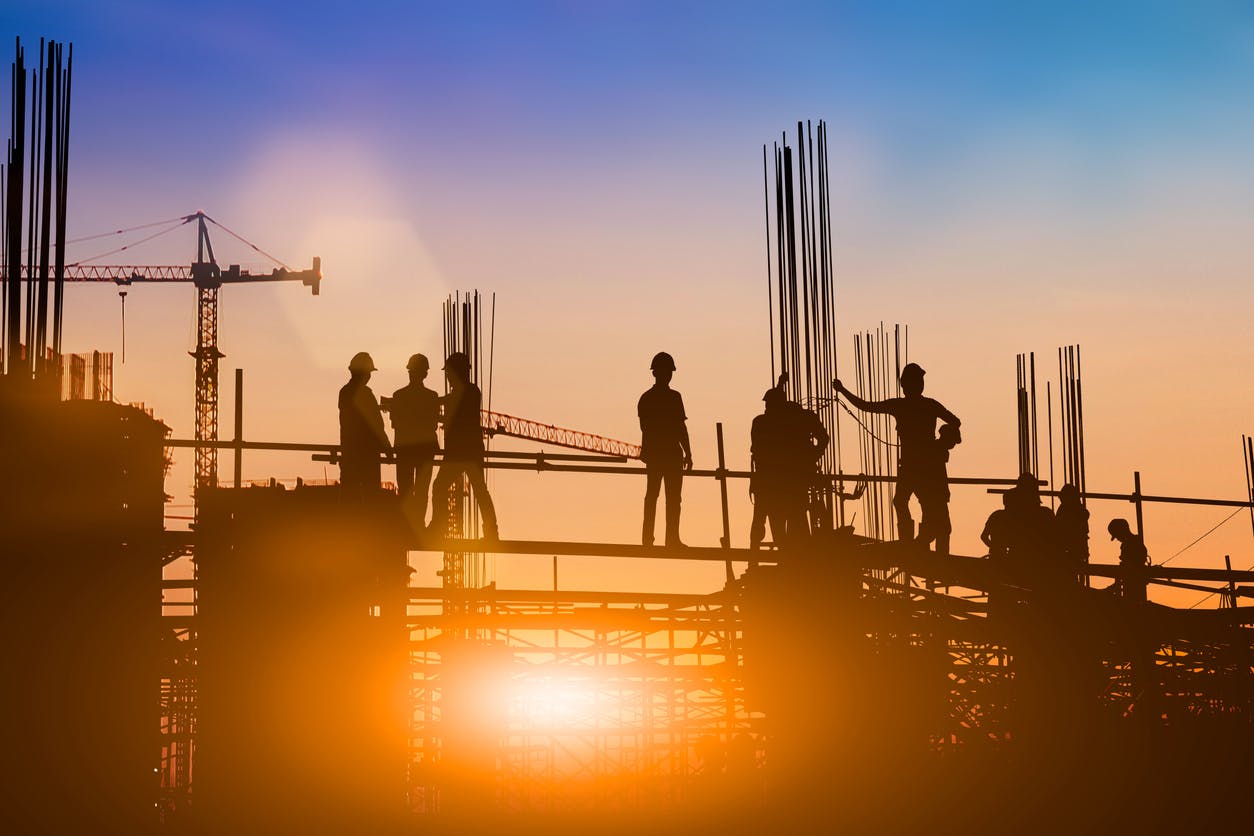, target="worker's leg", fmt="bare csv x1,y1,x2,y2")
428,462,464,535
642,466,662,546
934,488,952,557
663,465,684,546
766,502,787,547
893,467,917,542
414,451,435,529
749,498,767,549
396,448,416,498
783,484,810,545
341,453,376,495
463,460,499,539
916,486,936,549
